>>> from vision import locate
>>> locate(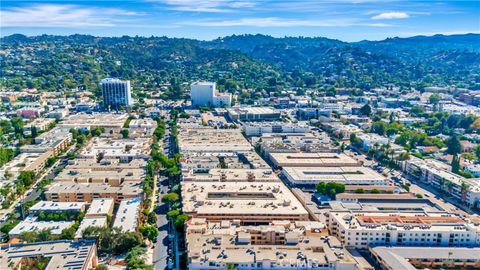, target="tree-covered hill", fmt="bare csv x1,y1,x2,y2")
1,33,479,94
